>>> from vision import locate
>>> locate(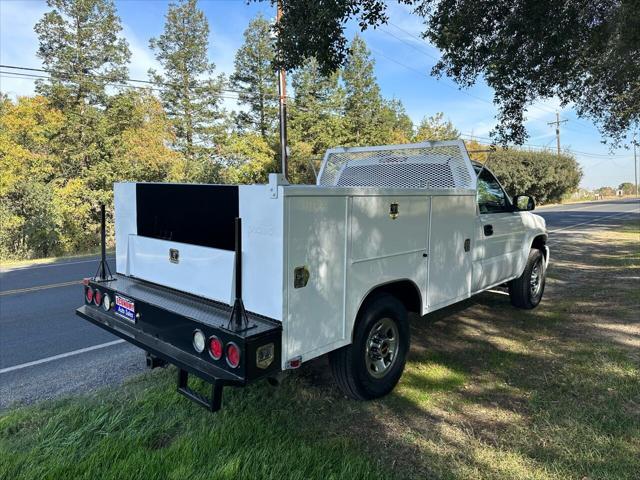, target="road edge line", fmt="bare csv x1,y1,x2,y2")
0,340,126,374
